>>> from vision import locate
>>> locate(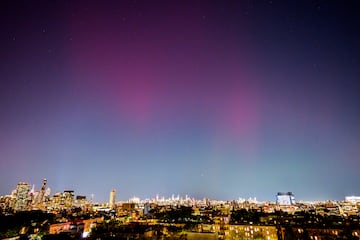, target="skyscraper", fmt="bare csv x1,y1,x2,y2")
109,189,116,208
35,178,47,205
15,182,31,211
